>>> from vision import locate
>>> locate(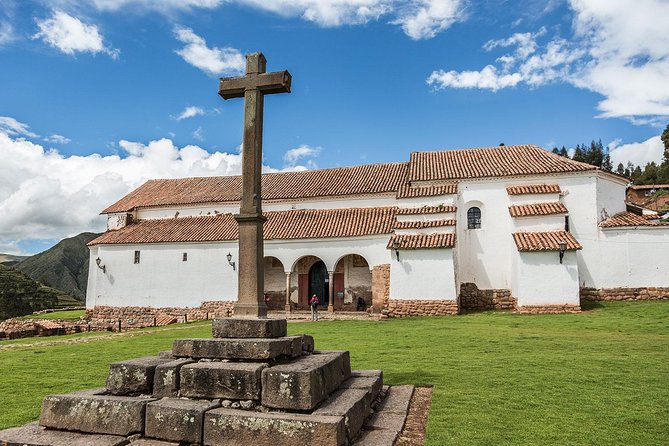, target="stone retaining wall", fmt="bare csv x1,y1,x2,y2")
85,301,235,329
371,264,390,312
580,287,669,301
459,283,516,311
515,304,581,314
382,299,458,318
